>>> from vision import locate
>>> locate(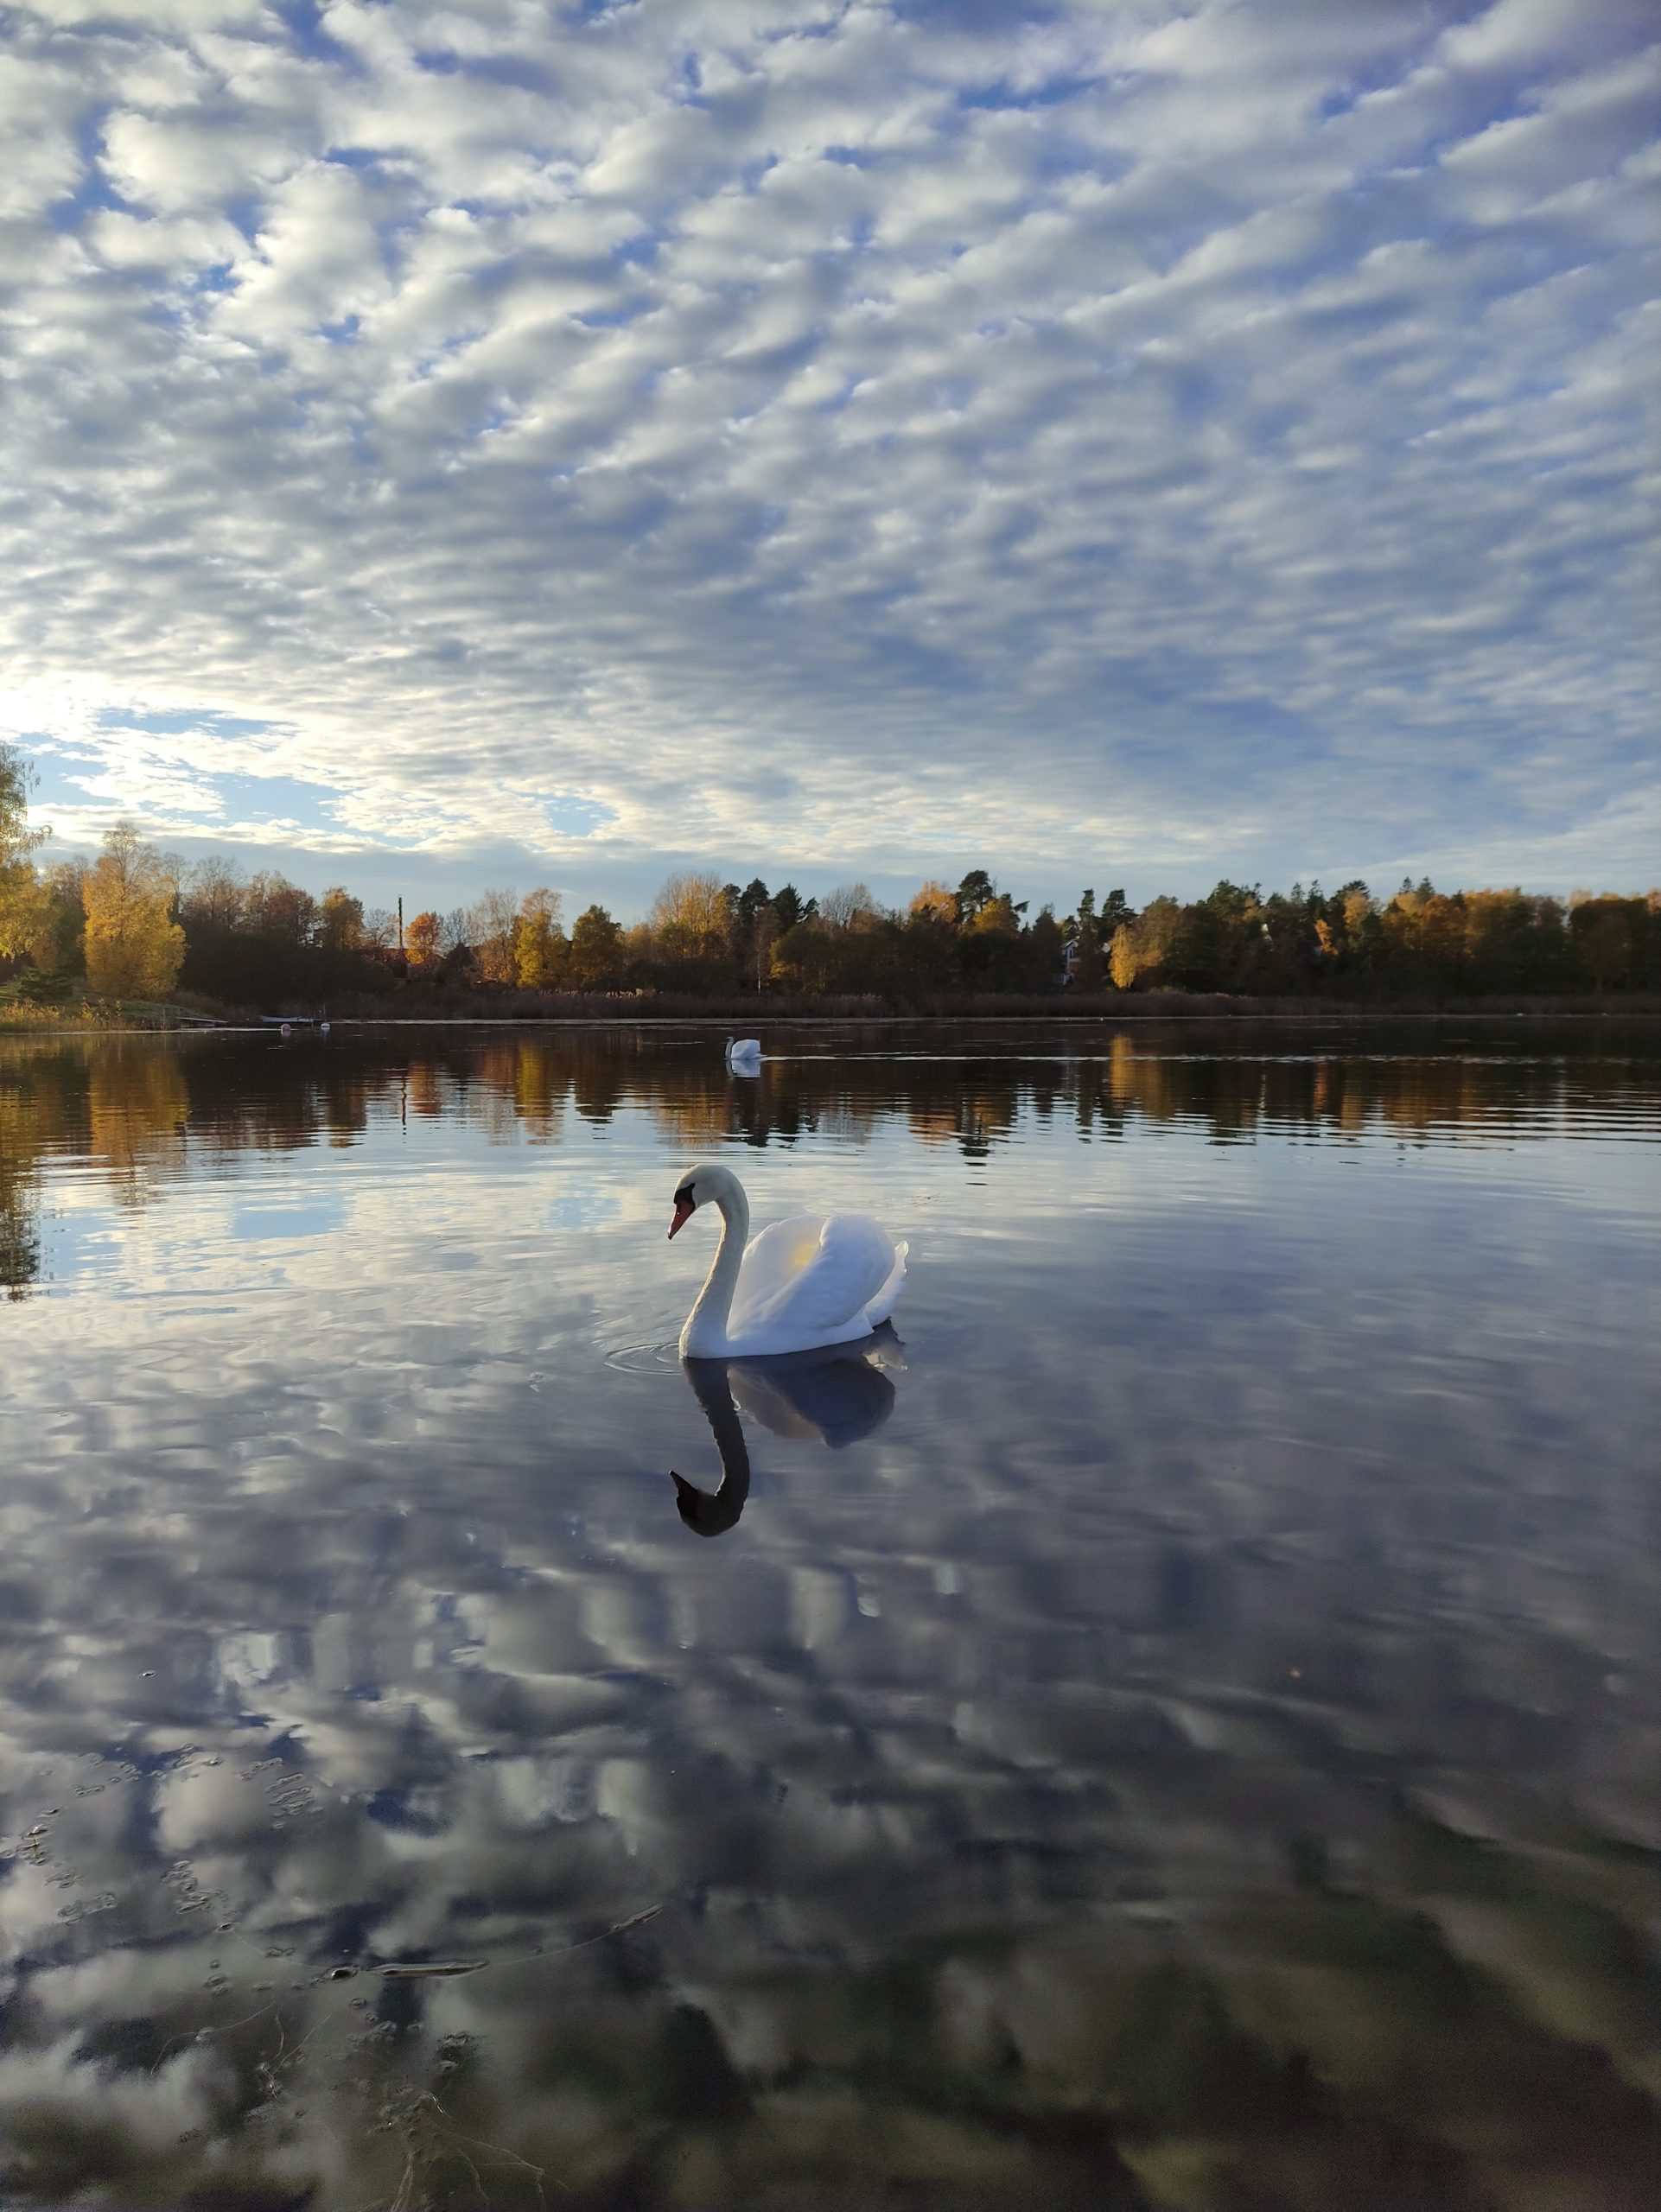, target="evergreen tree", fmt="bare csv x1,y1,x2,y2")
569,904,627,991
